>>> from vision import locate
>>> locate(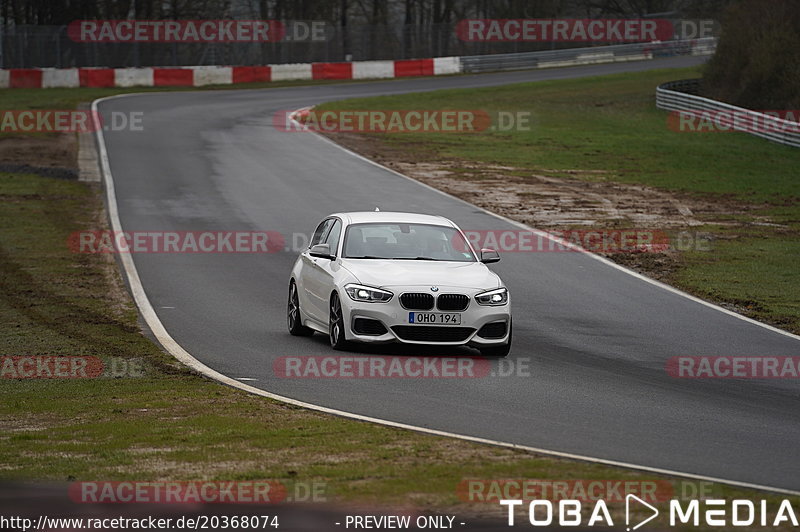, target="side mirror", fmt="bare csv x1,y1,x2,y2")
309,243,333,259
480,248,500,264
